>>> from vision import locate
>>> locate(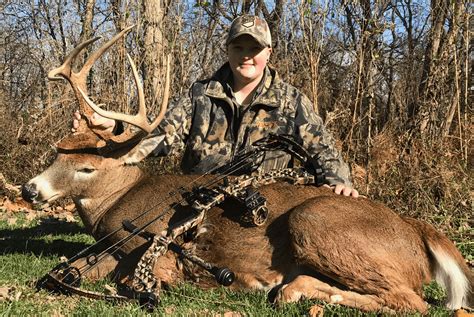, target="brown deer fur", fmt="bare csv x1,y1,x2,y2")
23,144,474,313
